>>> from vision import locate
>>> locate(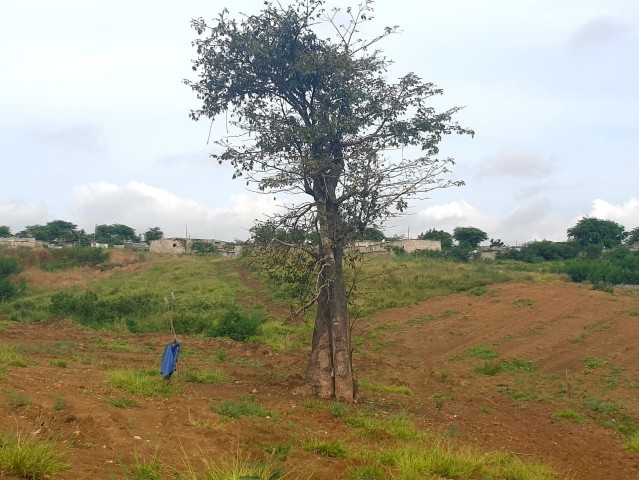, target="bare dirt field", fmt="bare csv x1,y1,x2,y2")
2,280,639,479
